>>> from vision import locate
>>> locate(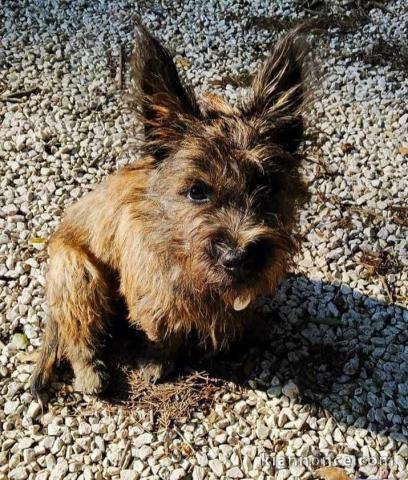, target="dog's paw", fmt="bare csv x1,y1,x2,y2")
73,362,109,395
141,359,175,384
